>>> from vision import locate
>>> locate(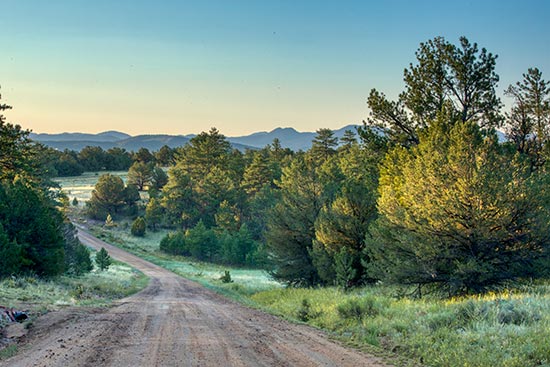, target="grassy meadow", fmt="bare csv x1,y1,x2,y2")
58,172,550,367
